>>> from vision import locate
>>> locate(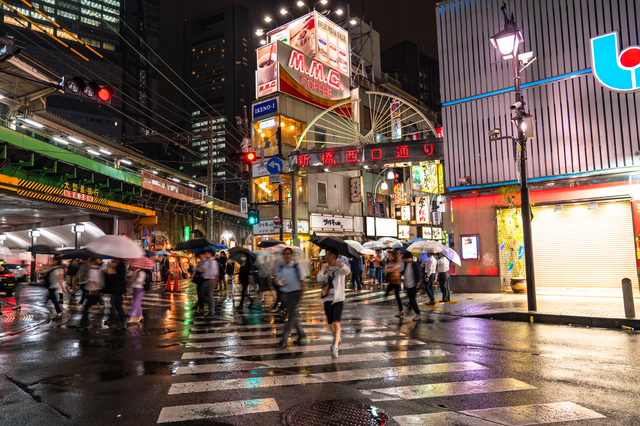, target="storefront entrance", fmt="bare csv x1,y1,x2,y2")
531,201,638,296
